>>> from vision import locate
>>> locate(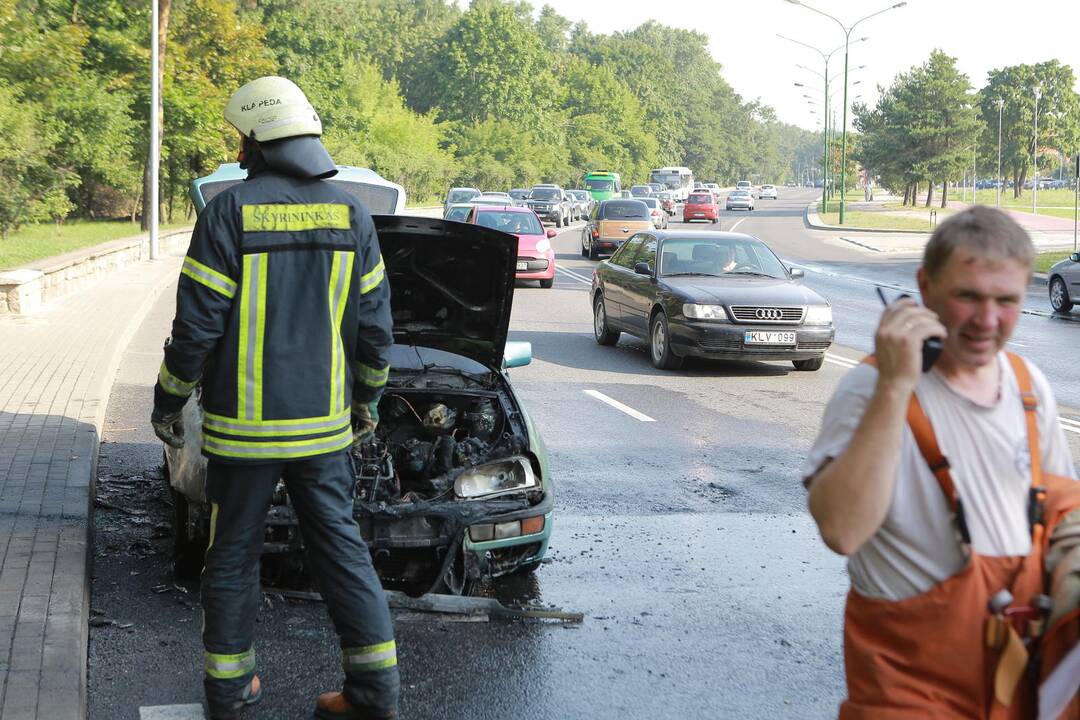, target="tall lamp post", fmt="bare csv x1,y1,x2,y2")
1033,86,1041,215
785,0,907,224
996,97,1004,208
149,0,160,260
